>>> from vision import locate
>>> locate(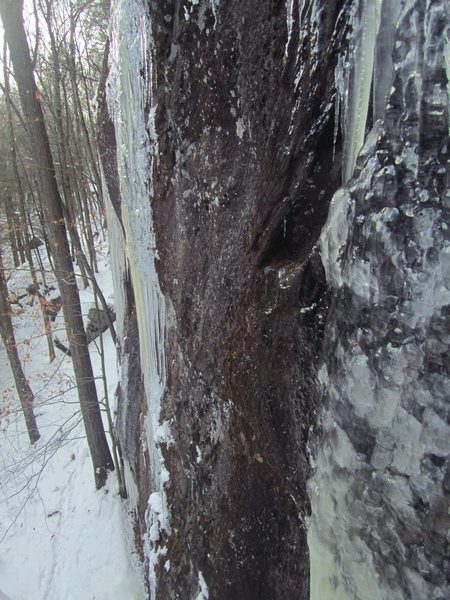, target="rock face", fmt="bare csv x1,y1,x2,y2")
85,306,116,343
101,0,449,598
